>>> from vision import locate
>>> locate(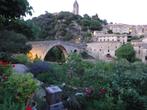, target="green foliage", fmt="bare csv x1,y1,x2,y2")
3,73,38,103
0,15,6,30
0,0,39,46
44,46,66,63
0,64,38,108
36,73,54,84
0,97,25,110
36,63,67,85
115,43,136,62
32,54,147,110
31,12,105,41
66,53,85,79
108,29,113,34
81,14,103,31
82,32,92,42
0,64,12,77
128,35,144,41
0,30,31,55
14,54,30,64
6,19,41,40
0,0,32,19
